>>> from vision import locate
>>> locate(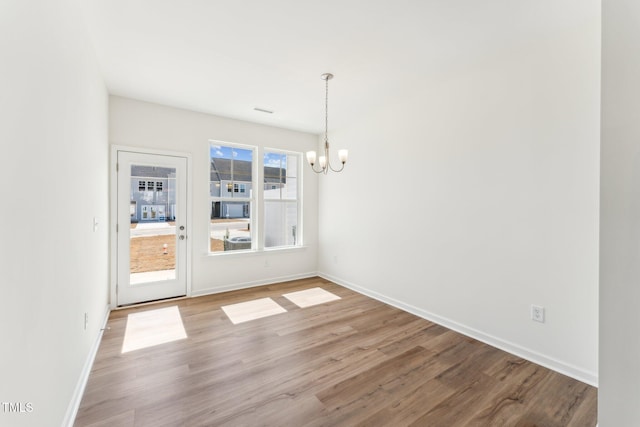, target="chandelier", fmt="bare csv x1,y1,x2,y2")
306,73,348,174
